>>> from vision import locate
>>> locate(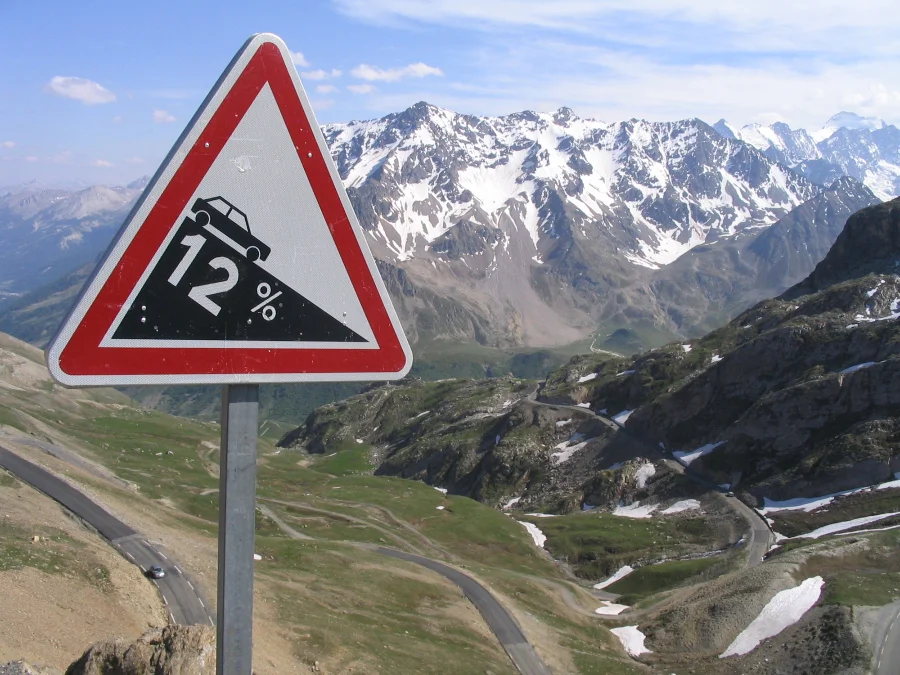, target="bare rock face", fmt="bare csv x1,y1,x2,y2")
65,625,215,675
